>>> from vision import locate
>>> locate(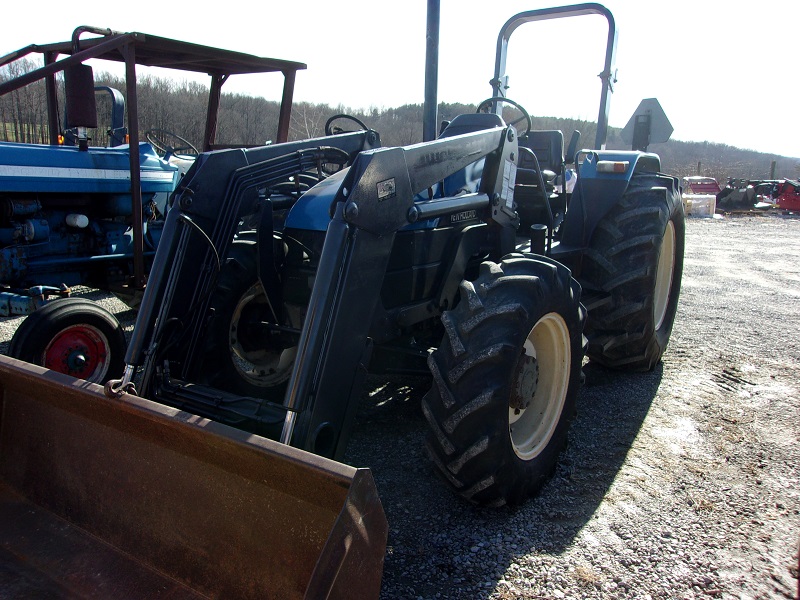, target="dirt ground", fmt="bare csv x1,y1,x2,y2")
1,211,798,599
